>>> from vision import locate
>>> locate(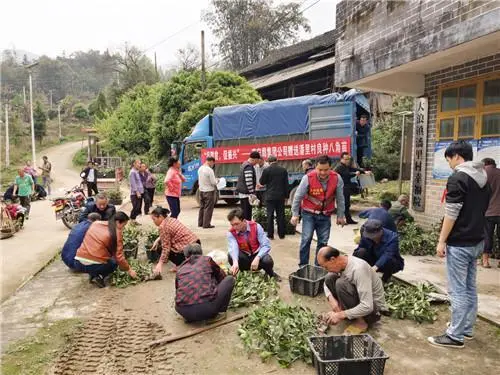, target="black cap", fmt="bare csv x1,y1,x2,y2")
361,219,383,240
